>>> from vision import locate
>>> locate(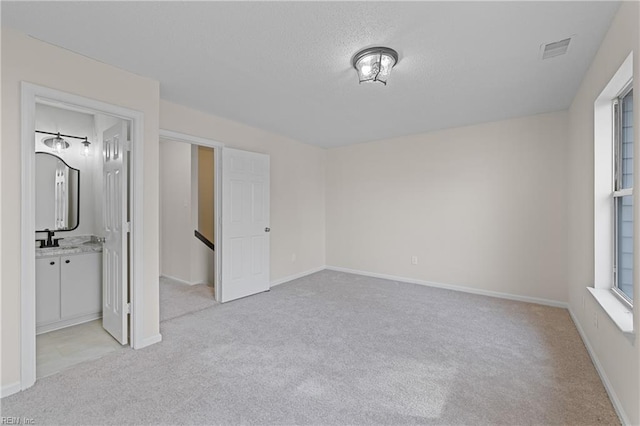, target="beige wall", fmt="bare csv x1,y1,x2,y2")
327,111,568,303
567,2,639,424
198,146,215,242
191,146,213,286
160,101,327,282
1,29,161,390
159,139,194,282
159,140,212,285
